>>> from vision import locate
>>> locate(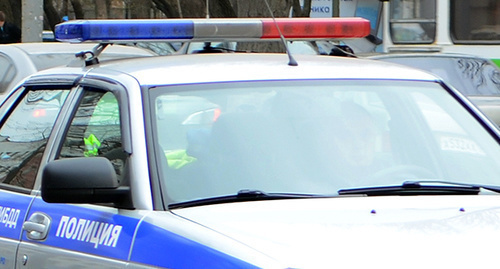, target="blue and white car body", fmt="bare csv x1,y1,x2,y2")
0,18,500,268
